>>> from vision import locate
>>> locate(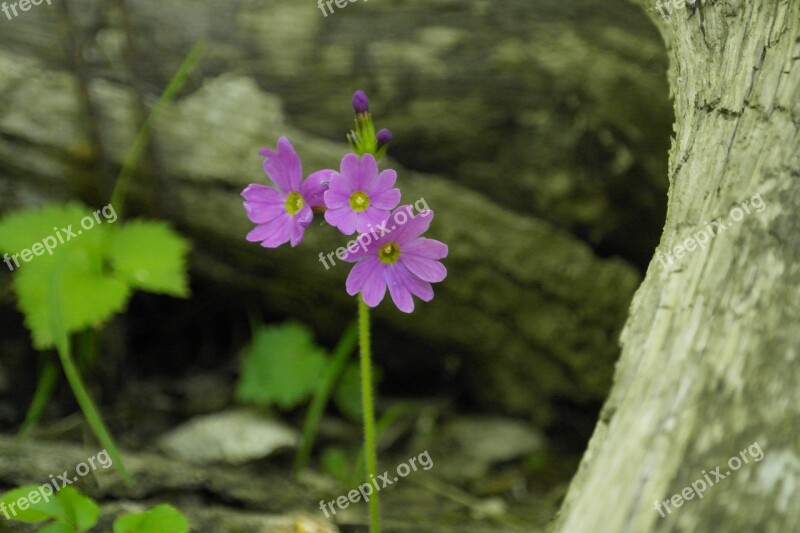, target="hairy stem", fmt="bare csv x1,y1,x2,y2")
359,297,380,533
